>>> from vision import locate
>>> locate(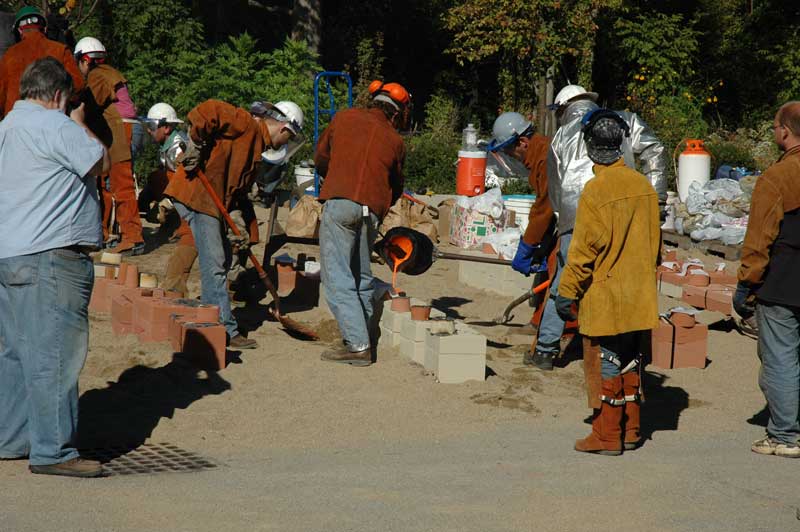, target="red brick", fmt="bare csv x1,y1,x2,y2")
123,264,139,288
706,284,734,315
658,271,690,286
169,314,190,351
182,322,227,370
172,299,220,323
681,285,708,309
662,250,678,262
89,277,114,313
116,263,128,285
111,295,135,335
135,297,188,343
709,271,737,286
651,319,708,369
